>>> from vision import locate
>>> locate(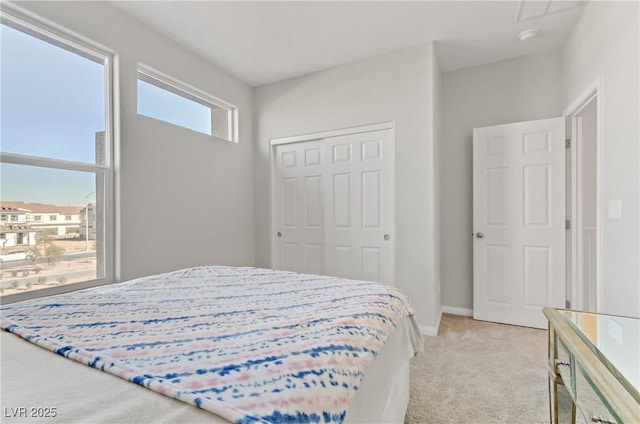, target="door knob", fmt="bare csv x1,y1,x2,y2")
476,232,484,239
384,234,390,241
277,232,282,238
